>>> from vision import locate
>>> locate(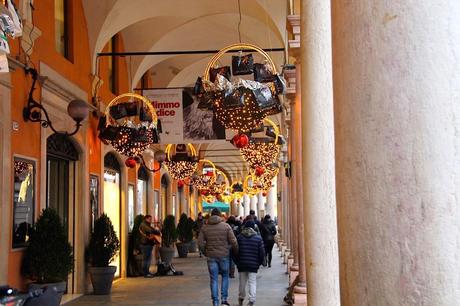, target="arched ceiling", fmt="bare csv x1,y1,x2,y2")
81,0,288,180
